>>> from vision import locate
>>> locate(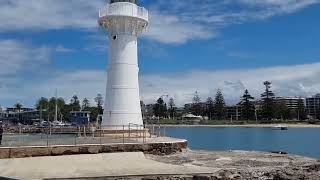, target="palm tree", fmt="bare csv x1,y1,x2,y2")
14,103,23,112
14,102,23,123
